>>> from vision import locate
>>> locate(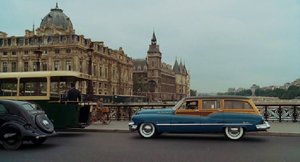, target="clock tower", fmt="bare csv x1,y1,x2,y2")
147,32,162,101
